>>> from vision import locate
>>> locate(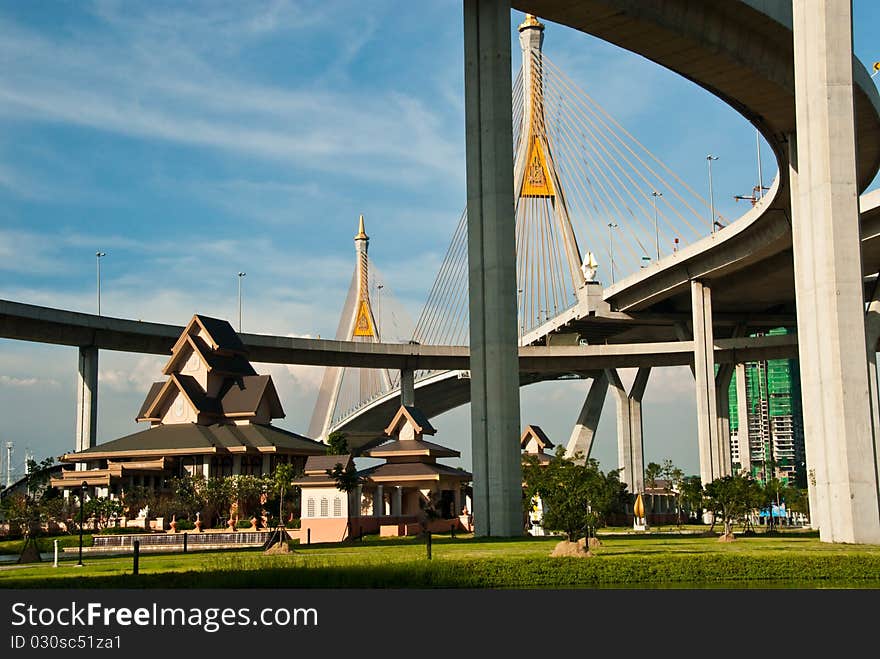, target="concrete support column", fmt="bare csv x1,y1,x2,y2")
715,363,735,477
75,346,99,468
691,280,721,485
606,367,650,494
790,0,880,543
565,372,608,462
464,0,522,537
354,485,363,518
392,486,402,517
400,369,415,407
866,281,880,495
374,484,384,517
735,363,752,476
